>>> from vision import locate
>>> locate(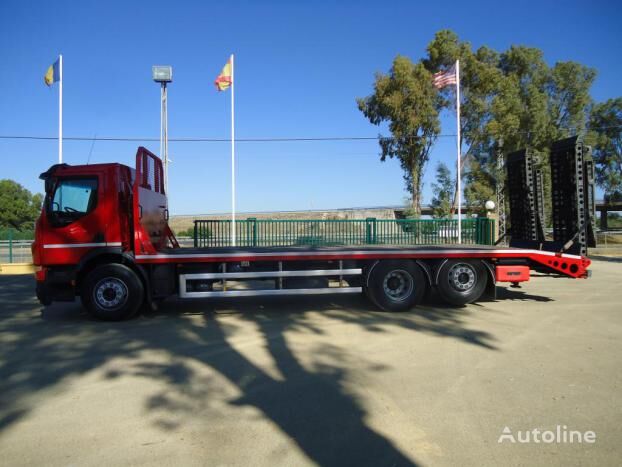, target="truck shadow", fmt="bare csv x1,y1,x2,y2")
149,293,498,350
0,275,500,465
495,287,554,302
